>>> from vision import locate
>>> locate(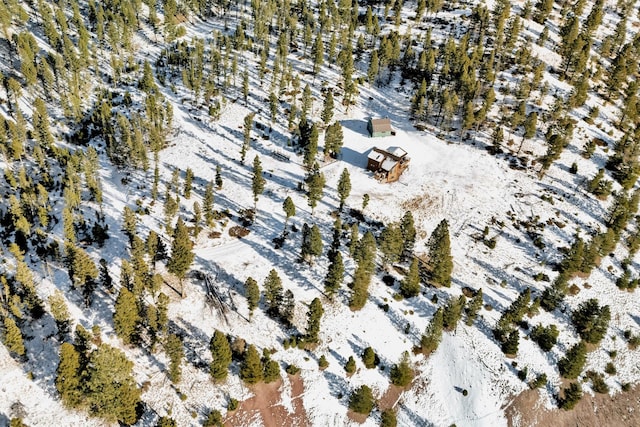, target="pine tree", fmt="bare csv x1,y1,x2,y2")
501,330,519,356
344,355,356,374
324,251,344,297
400,258,421,298
362,346,377,369
240,344,263,384
324,122,344,159
264,269,283,317
113,287,140,345
280,289,295,326
56,342,83,408
167,217,195,296
427,219,453,287
558,341,587,379
400,211,416,259
184,168,194,199
305,164,325,215
571,299,610,344
215,165,223,189
305,298,324,344
241,113,255,164
379,223,403,266
84,344,141,424
390,351,413,387
282,196,295,232
2,316,25,358
49,290,71,337
442,295,466,331
98,258,113,292
348,385,375,415
210,330,232,381
263,357,281,383
421,308,443,355
381,409,397,427
164,334,183,383
244,277,260,316
465,288,483,326
321,90,334,124
337,168,351,212
203,180,215,226
252,155,265,209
